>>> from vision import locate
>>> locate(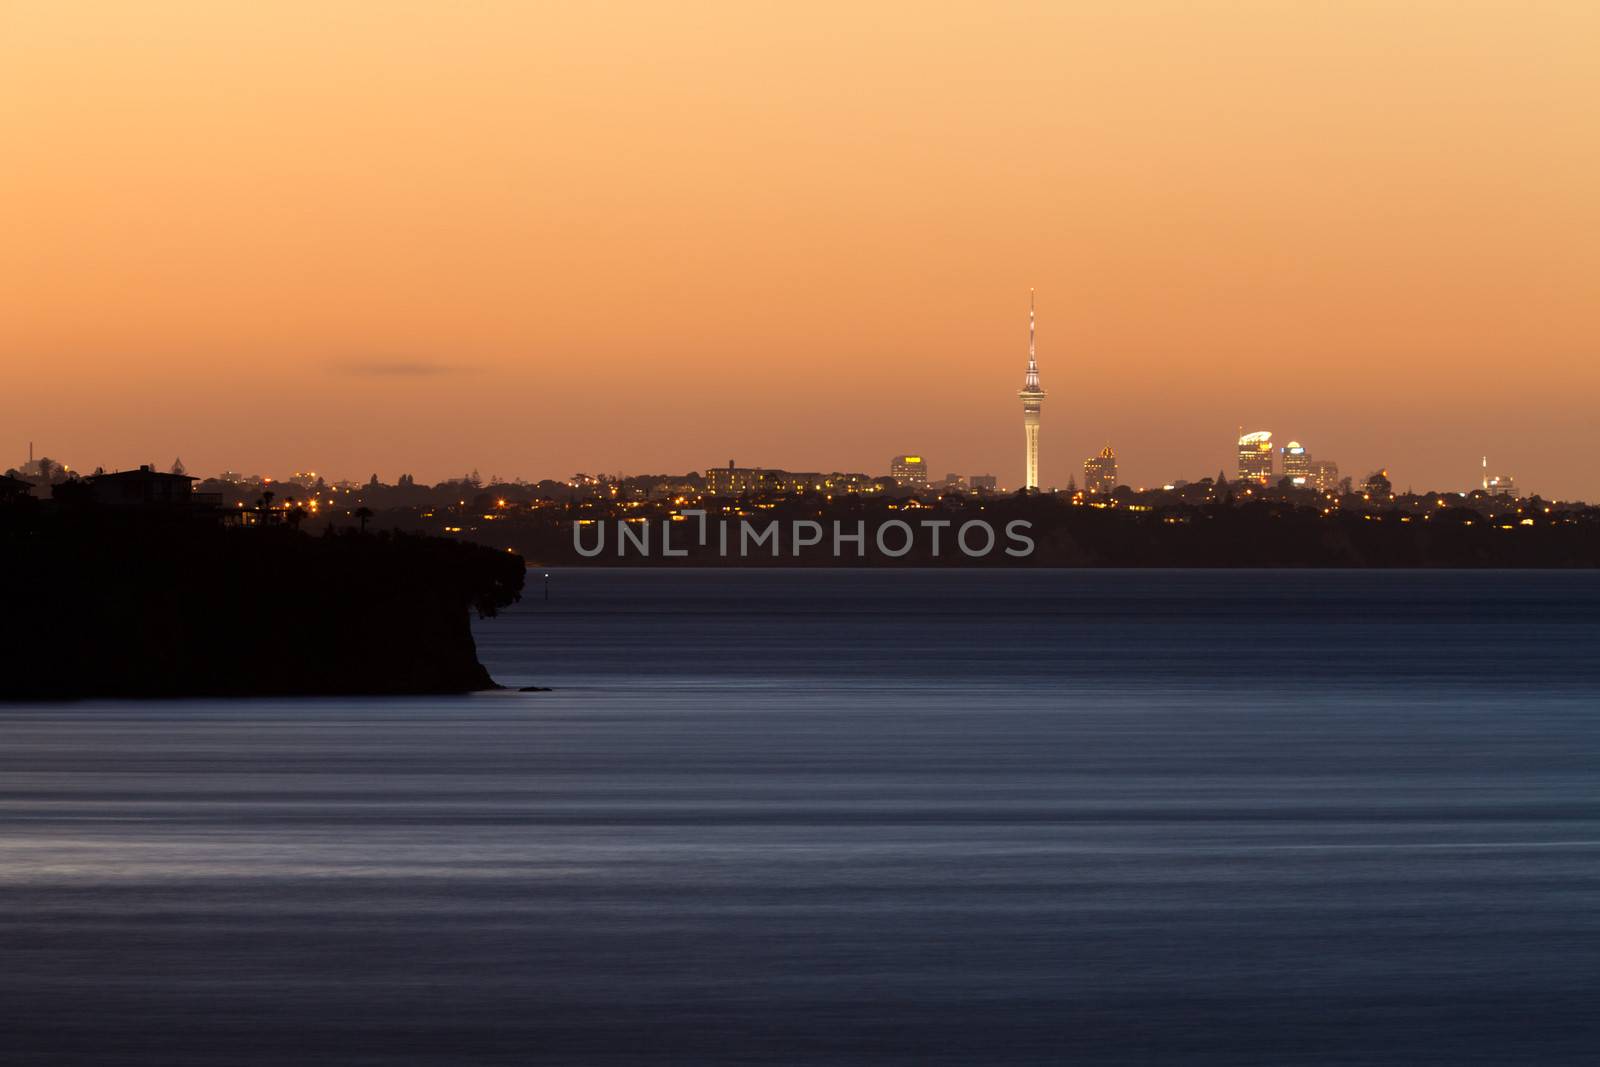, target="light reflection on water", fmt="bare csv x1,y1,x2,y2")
2,570,1598,1064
